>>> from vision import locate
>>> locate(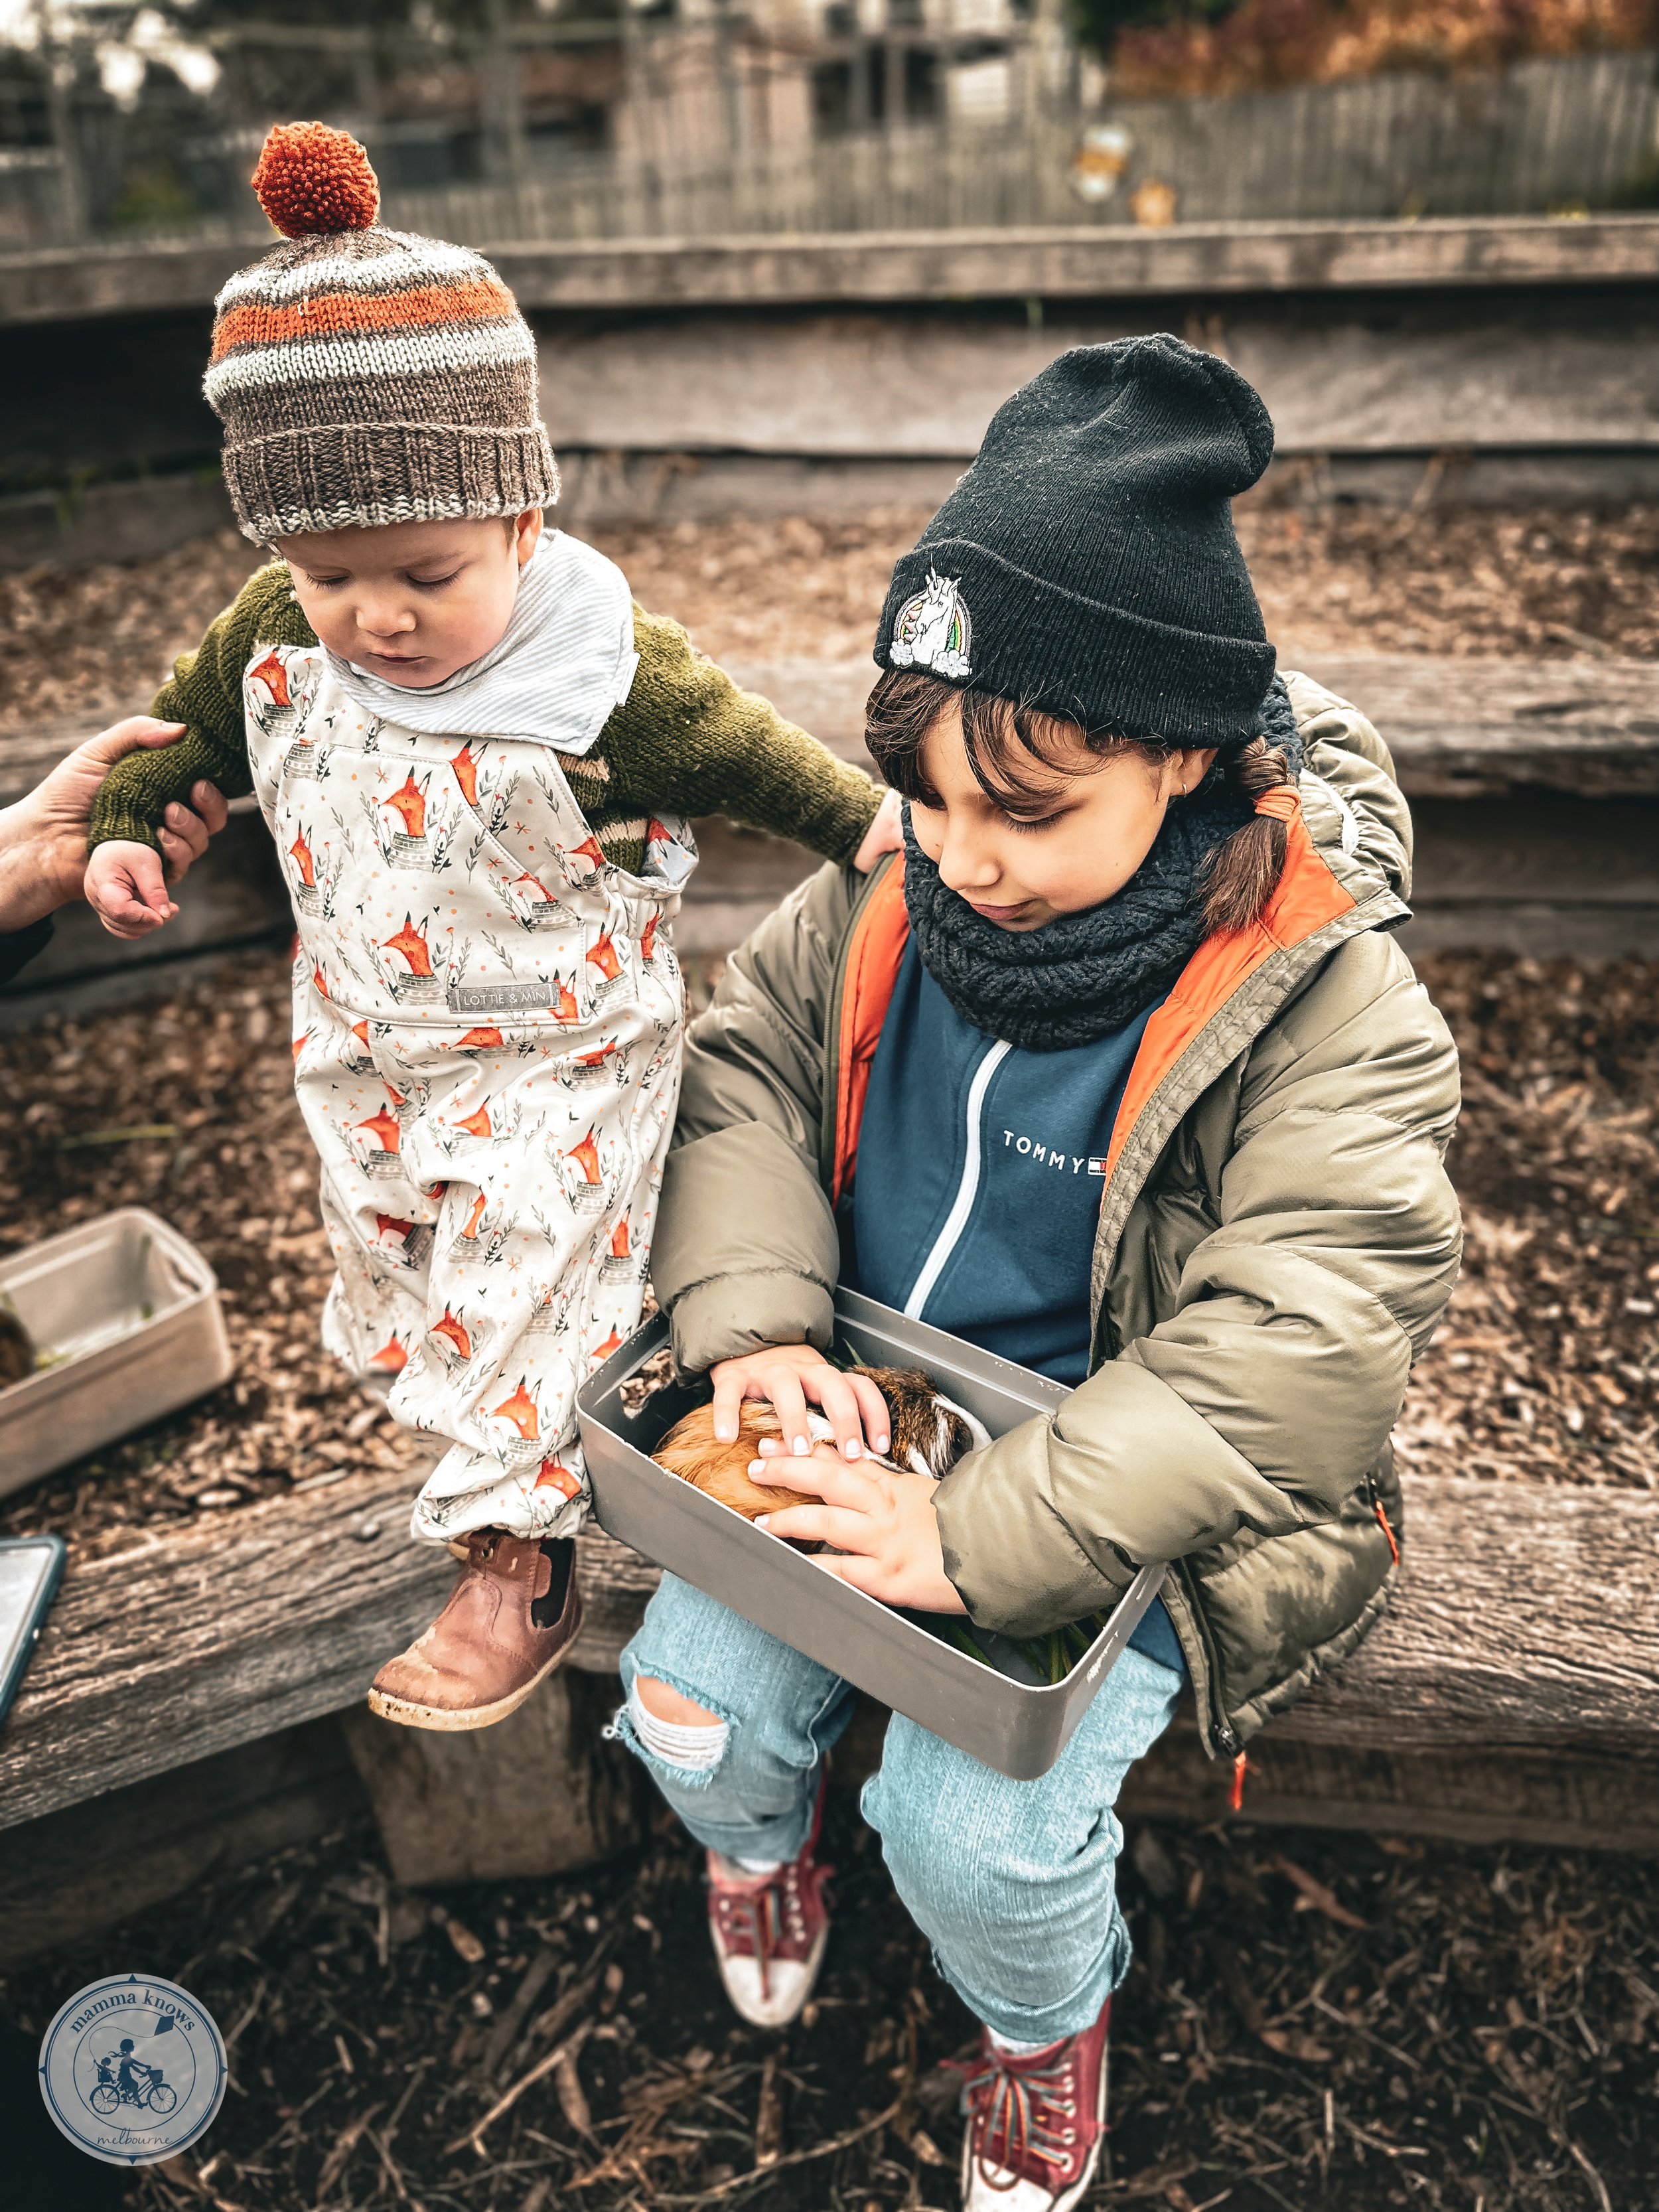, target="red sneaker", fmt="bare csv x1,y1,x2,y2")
706,1784,831,2029
952,2001,1111,2212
